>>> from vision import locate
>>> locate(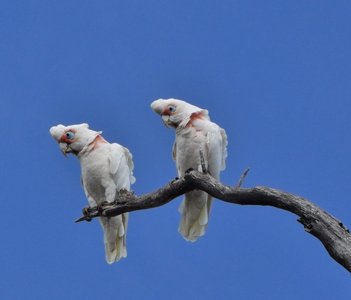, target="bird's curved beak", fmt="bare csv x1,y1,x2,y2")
59,142,71,158
161,115,171,129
